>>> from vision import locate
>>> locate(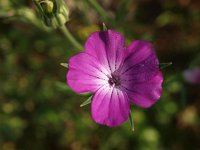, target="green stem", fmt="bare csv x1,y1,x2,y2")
59,25,83,50
87,0,109,21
